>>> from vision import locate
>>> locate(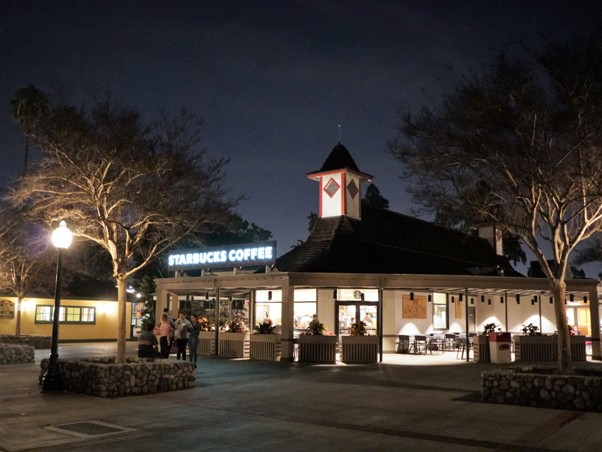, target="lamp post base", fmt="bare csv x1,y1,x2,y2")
41,357,64,392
